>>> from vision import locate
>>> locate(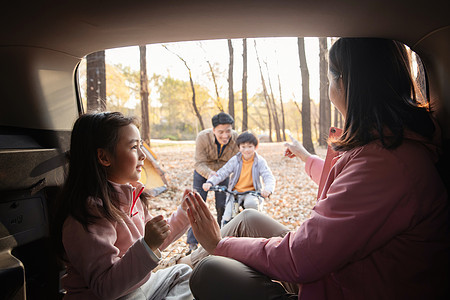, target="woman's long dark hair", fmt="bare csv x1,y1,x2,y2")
53,112,147,258
329,38,435,151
